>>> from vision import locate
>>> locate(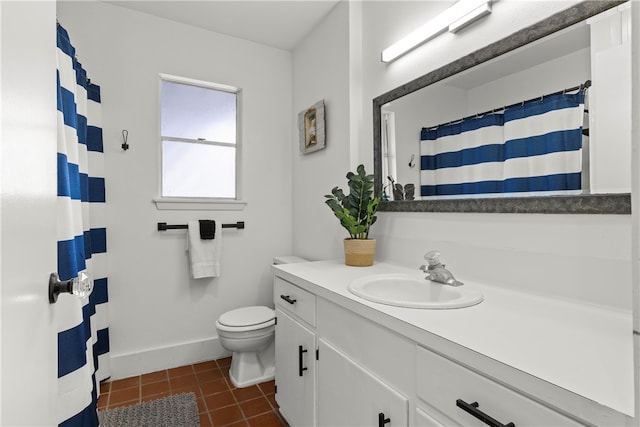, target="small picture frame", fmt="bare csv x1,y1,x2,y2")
298,99,326,154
